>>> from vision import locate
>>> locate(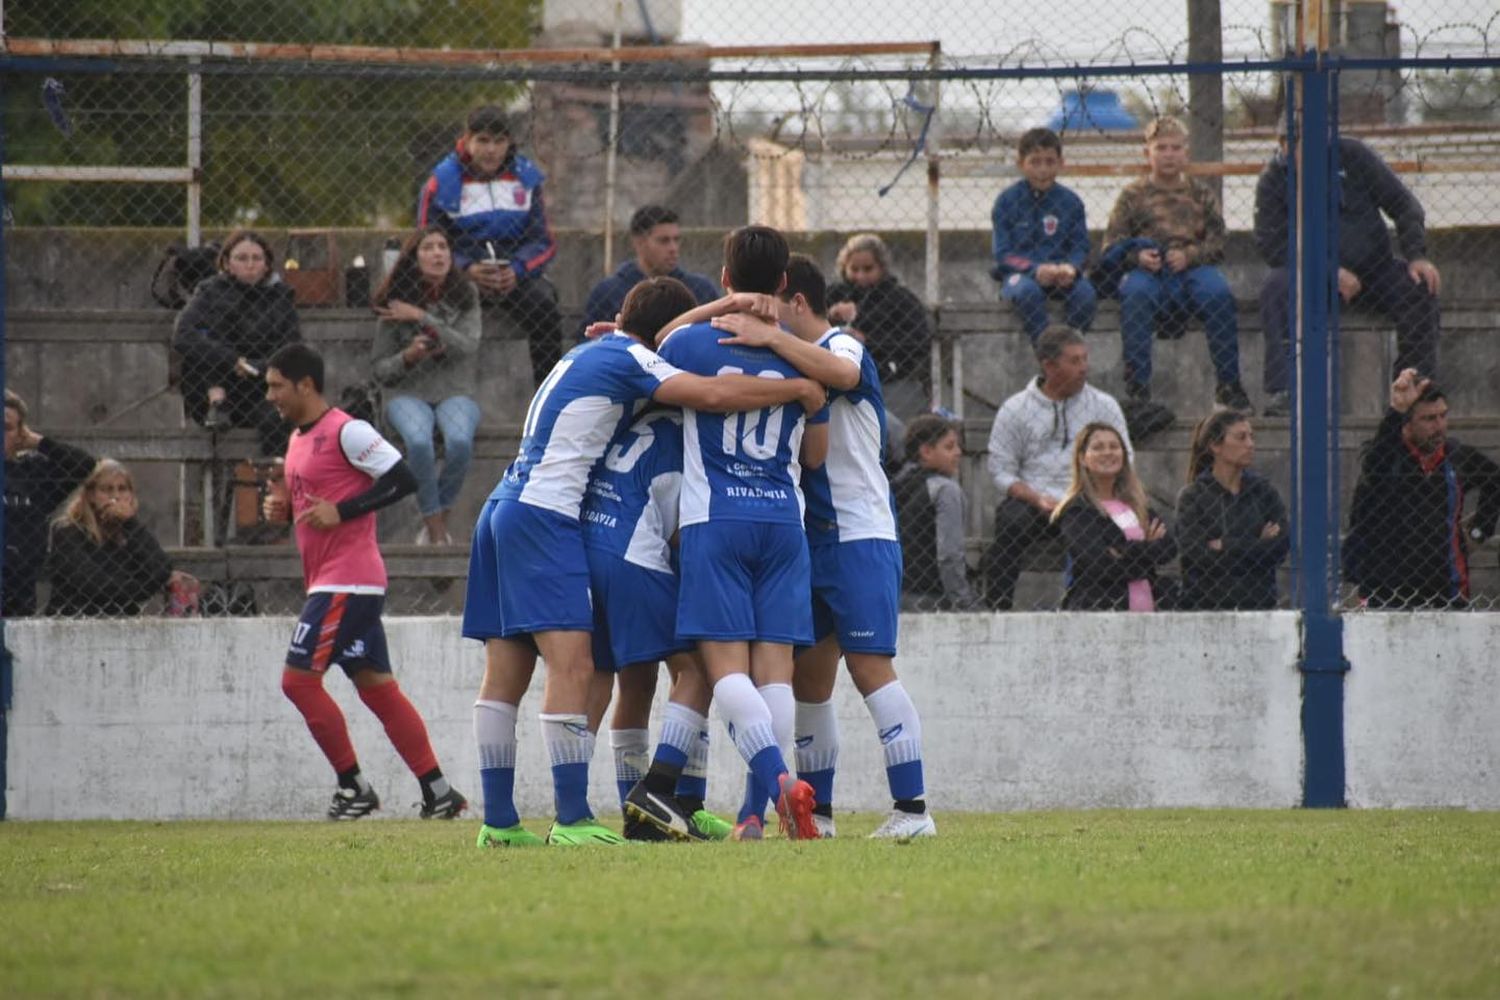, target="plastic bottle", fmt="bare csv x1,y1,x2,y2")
345,253,370,308
382,237,401,279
